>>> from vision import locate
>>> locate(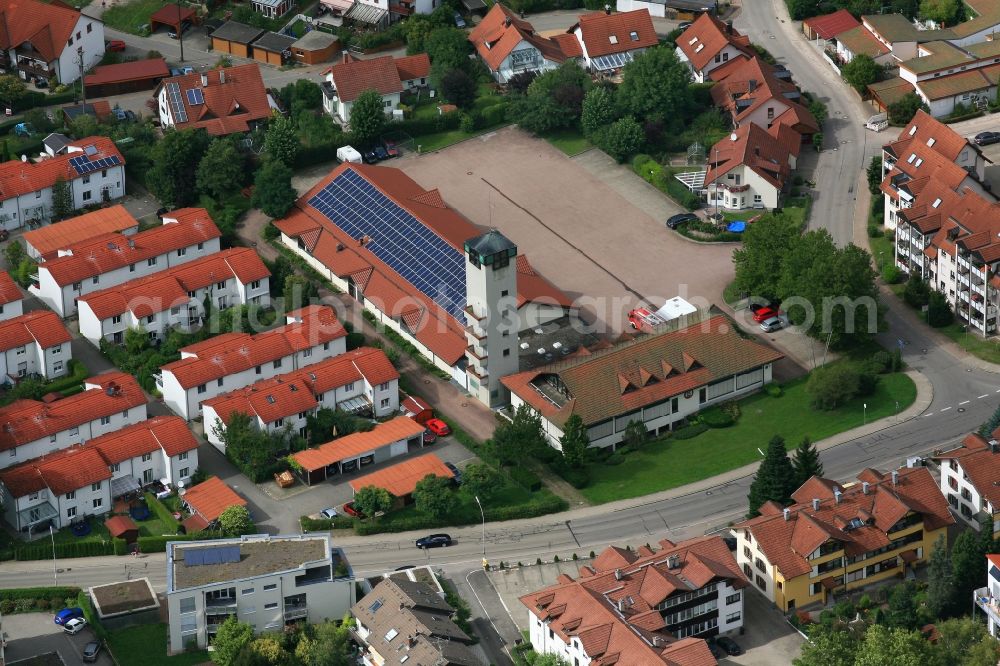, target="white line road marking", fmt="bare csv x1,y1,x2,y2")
960,400,970,405
979,394,990,399
941,407,952,412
